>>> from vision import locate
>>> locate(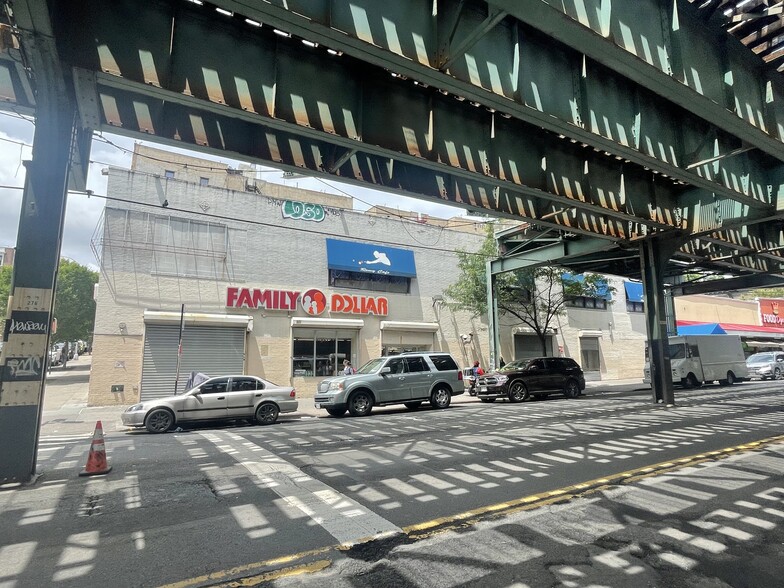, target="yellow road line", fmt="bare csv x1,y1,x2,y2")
157,548,331,588
161,434,784,587
212,560,332,587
